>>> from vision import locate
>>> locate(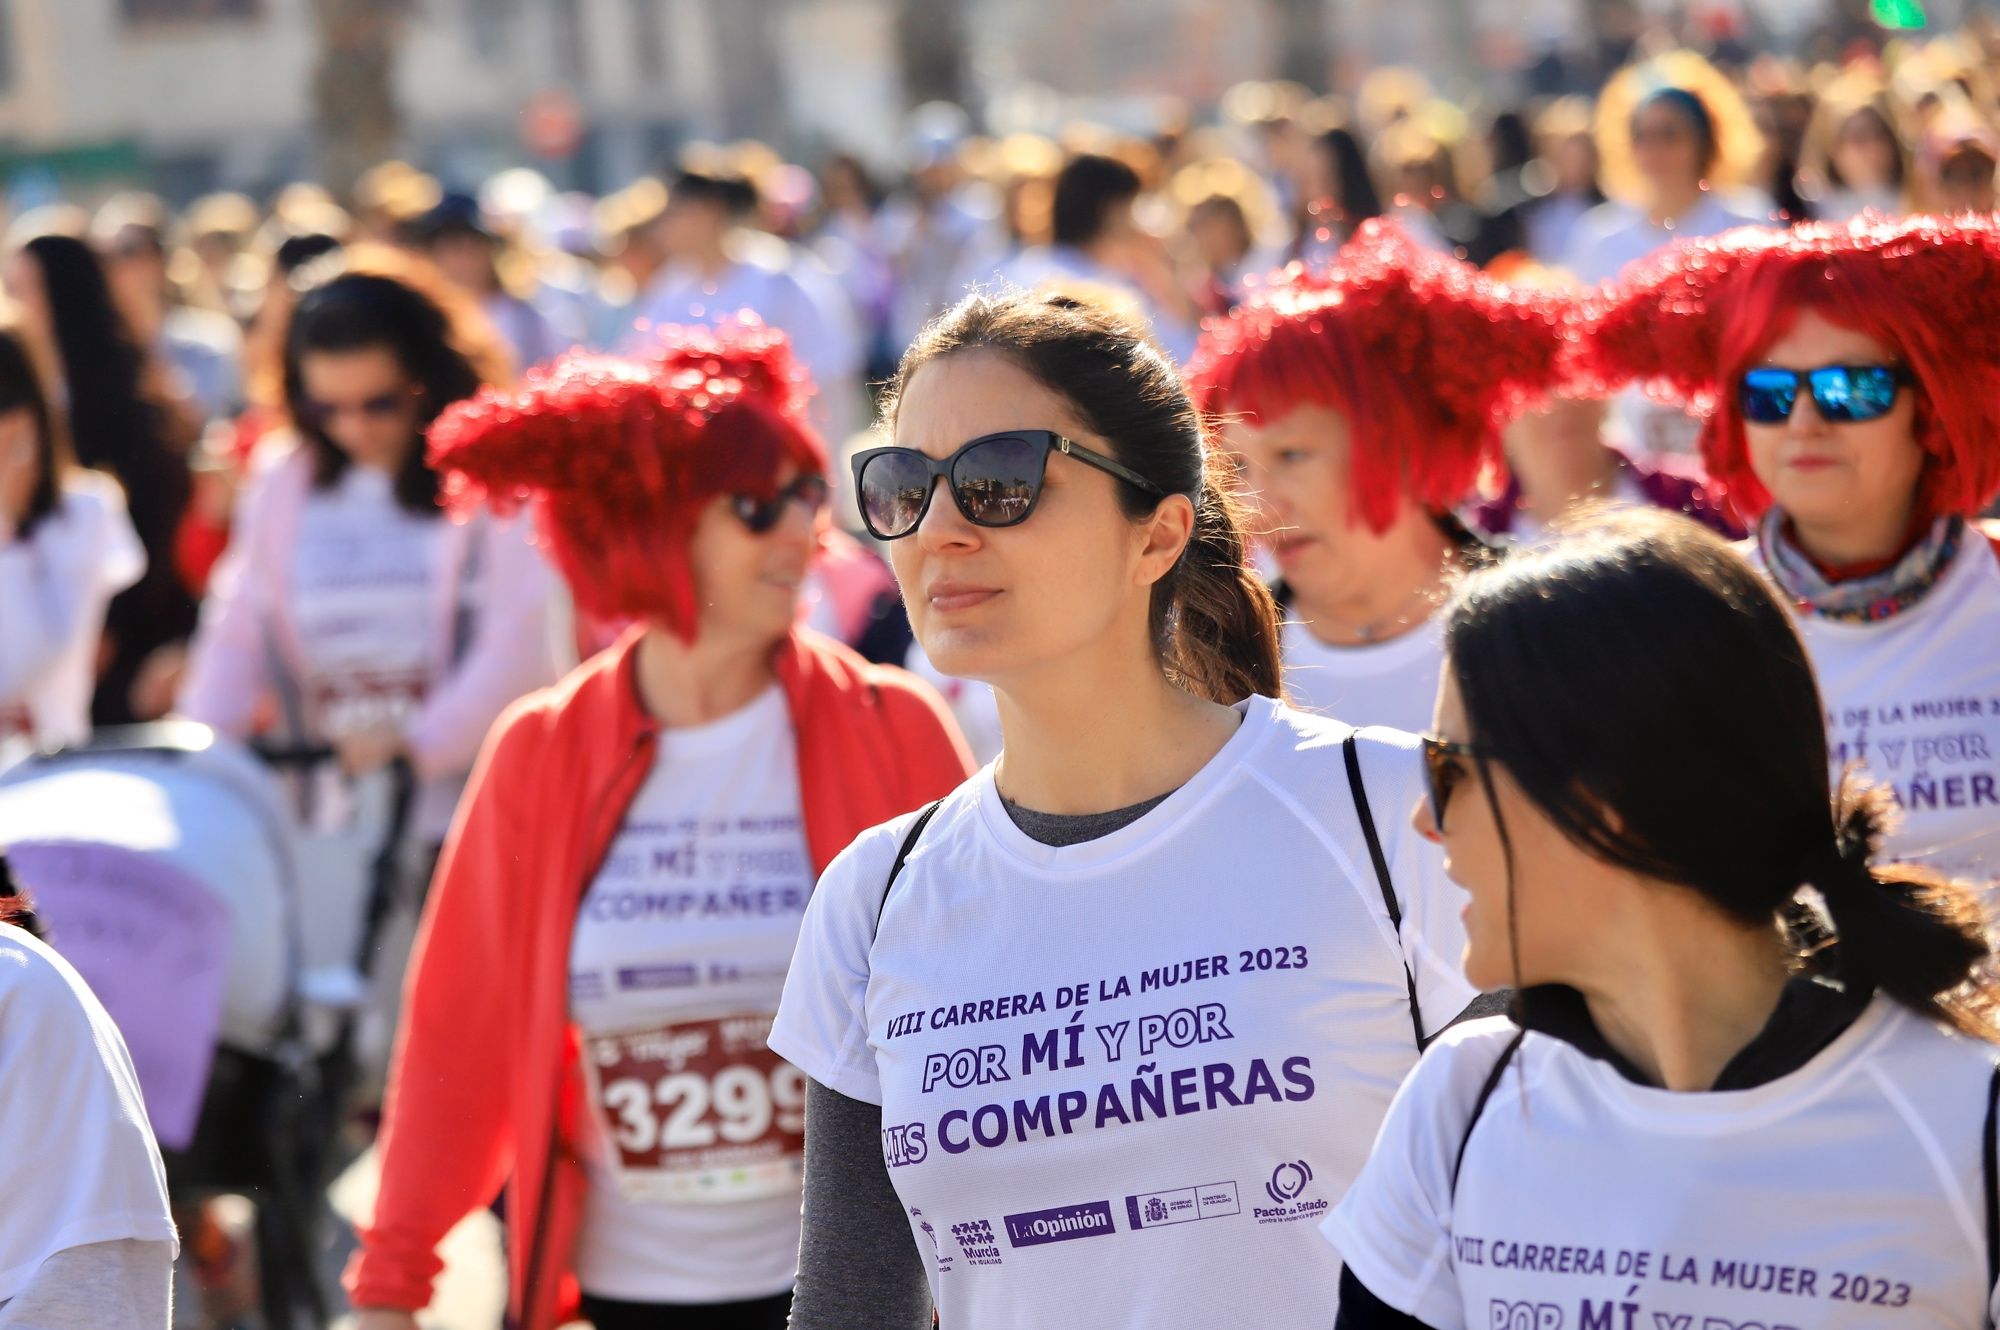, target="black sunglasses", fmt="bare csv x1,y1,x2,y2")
1738,364,1909,426
850,429,1168,541
731,473,829,534
1420,736,1484,833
